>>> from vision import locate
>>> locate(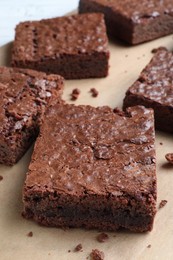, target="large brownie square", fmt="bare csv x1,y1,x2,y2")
0,66,63,165
23,104,156,232
79,0,173,45
11,13,109,79
123,48,173,133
